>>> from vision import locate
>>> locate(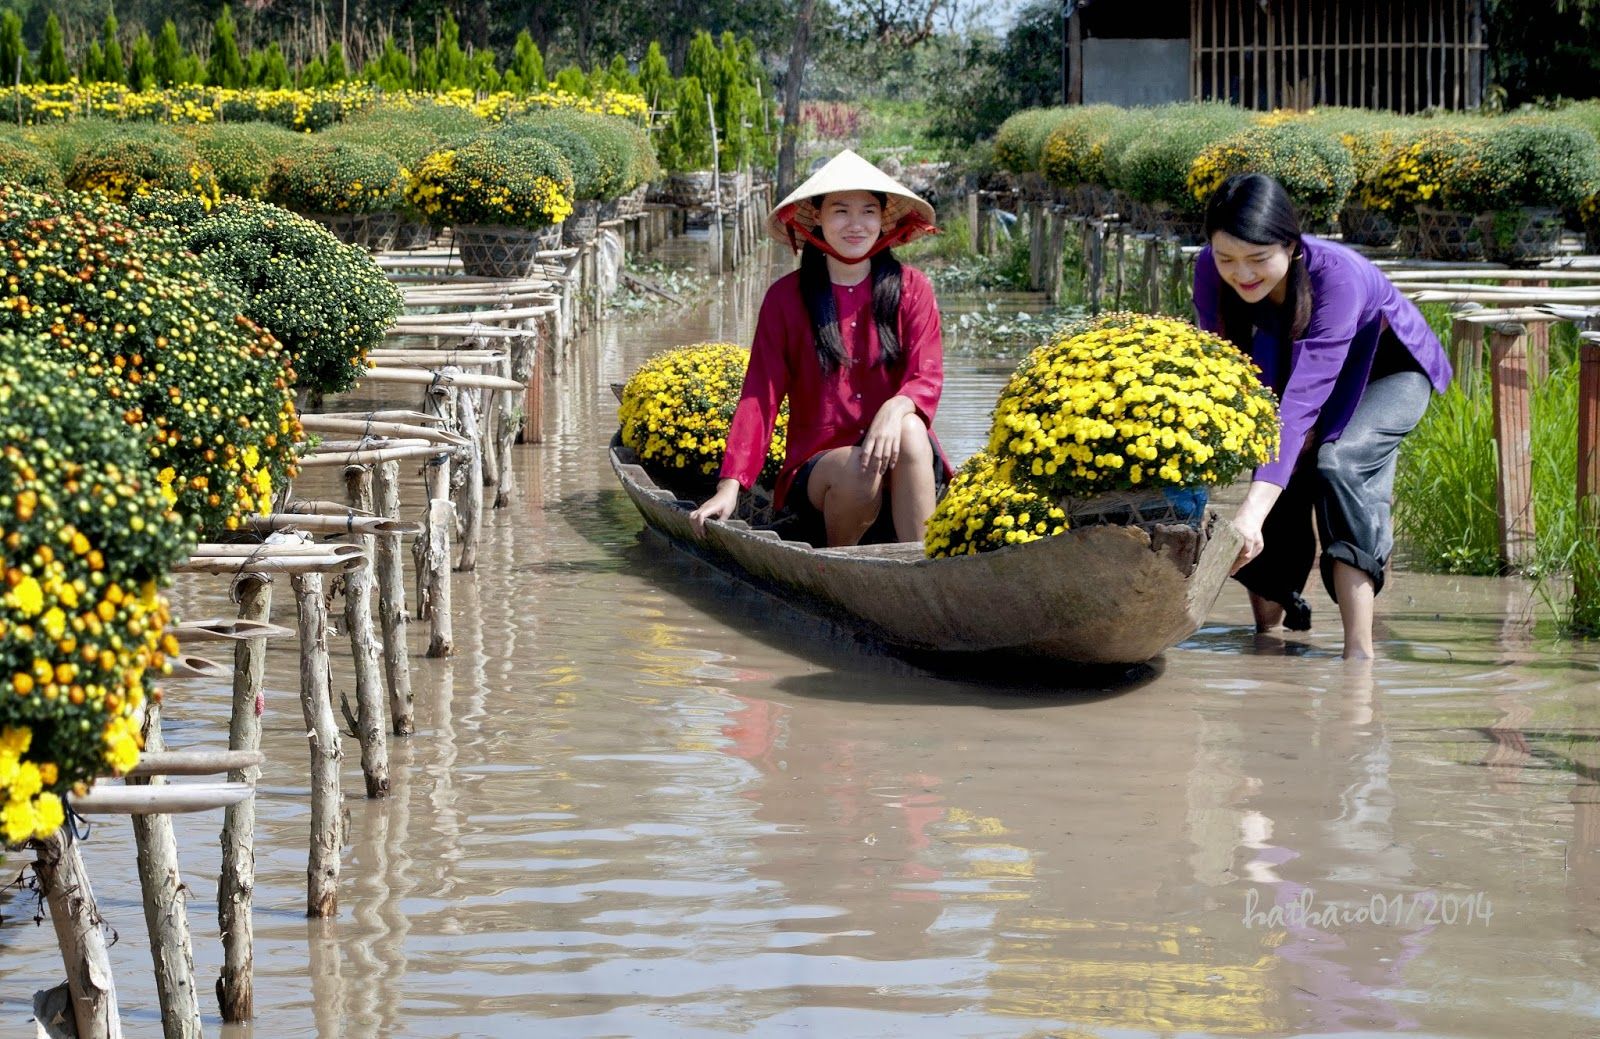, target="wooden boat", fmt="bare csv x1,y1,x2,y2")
609,436,1244,665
